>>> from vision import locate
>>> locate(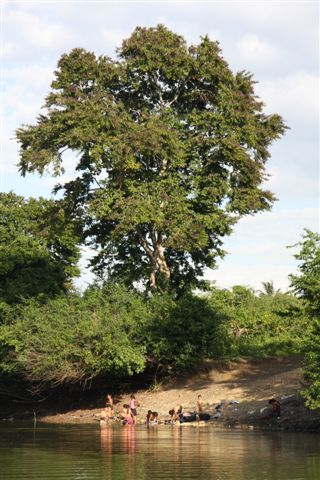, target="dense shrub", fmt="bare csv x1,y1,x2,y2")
0,280,311,397
290,230,320,409
208,285,309,357
0,285,231,391
0,285,148,388
144,292,230,373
